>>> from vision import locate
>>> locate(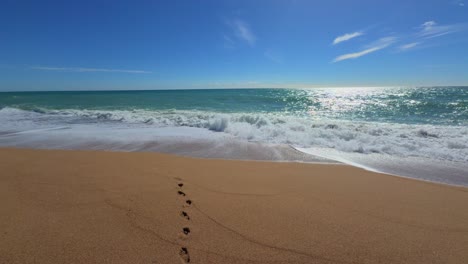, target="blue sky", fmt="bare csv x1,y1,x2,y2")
1,0,468,91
